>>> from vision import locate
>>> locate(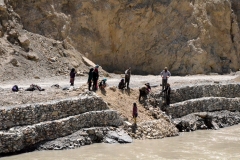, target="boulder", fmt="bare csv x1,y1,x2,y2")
49,57,57,62
123,121,132,127
8,29,18,38
23,52,39,61
82,56,96,67
7,29,18,44
106,130,132,143
1,20,8,27
210,121,220,130
173,114,200,132
0,0,5,7
103,137,118,144
18,34,30,50
10,58,20,67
